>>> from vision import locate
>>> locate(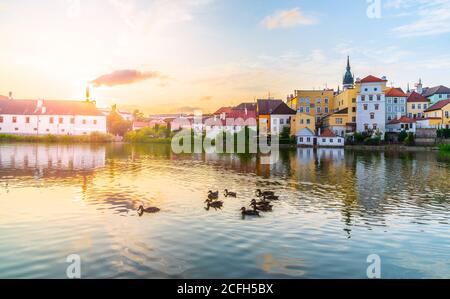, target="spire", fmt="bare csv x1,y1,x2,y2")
86,85,90,102
343,56,354,89
407,83,410,93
